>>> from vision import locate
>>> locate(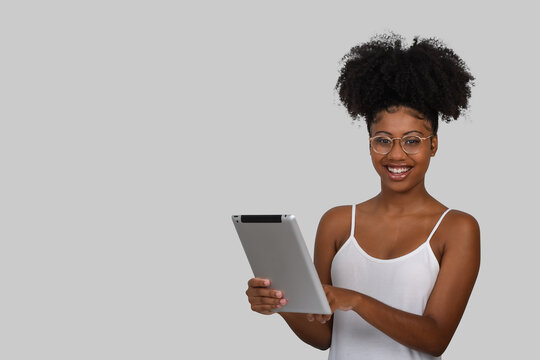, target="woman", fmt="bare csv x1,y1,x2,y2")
245,33,480,359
